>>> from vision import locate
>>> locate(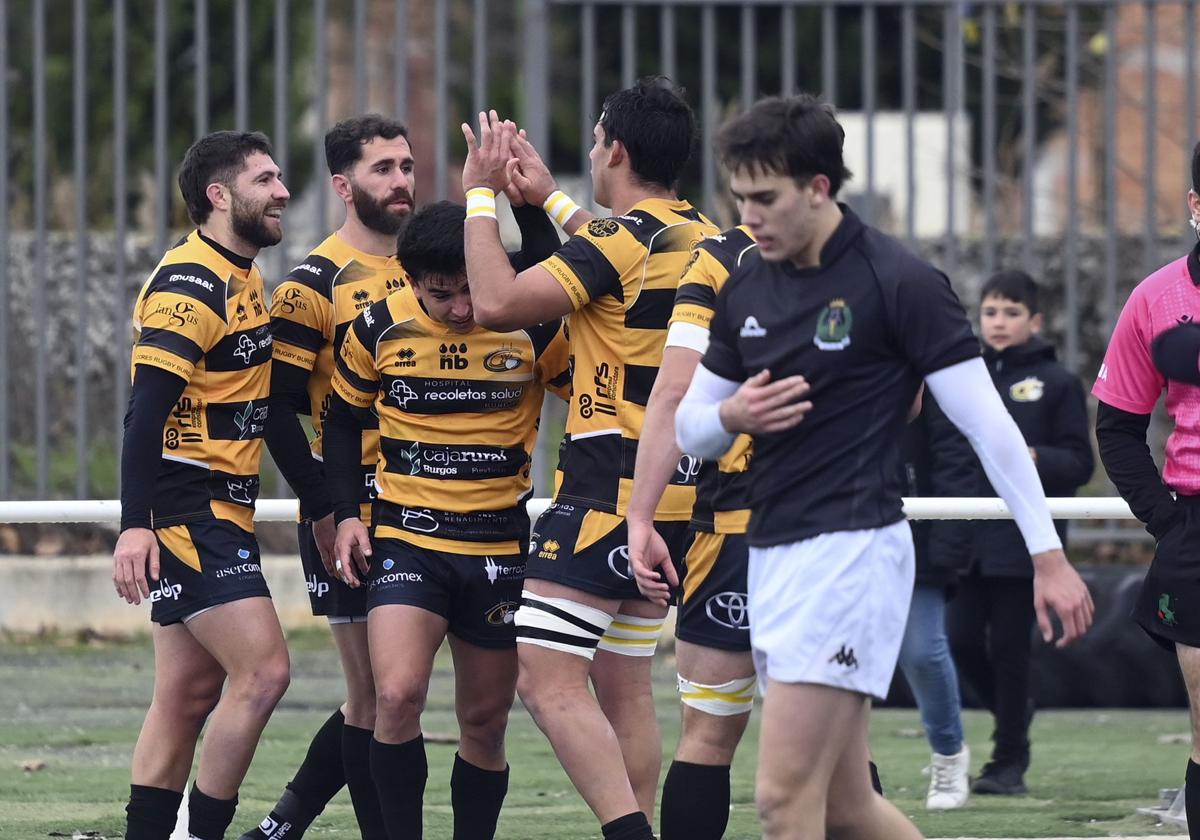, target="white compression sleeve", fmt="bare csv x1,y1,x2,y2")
676,364,740,459
925,357,1063,555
